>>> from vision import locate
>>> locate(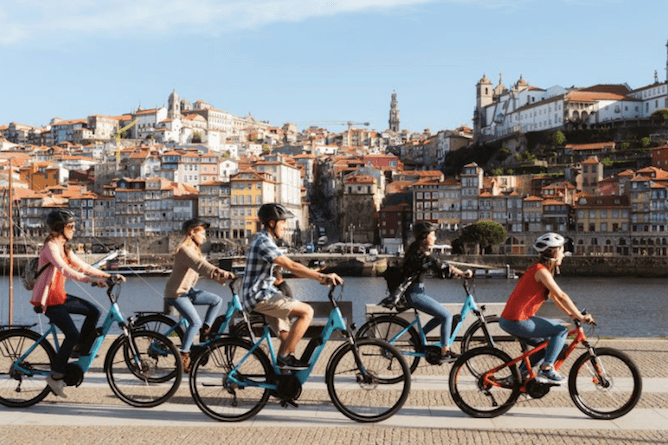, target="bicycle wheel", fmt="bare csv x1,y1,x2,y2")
105,330,182,408
356,315,421,374
449,347,520,418
0,328,56,407
568,347,642,419
133,314,184,343
189,337,272,422
326,338,411,422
